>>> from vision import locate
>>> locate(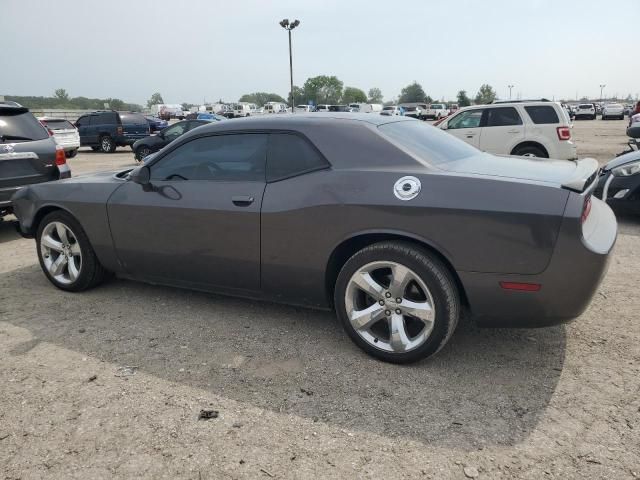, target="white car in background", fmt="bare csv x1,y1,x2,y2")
380,105,402,116
234,102,258,117
437,101,577,160
601,103,625,120
574,103,597,120
425,103,448,120
38,117,80,158
295,105,313,113
315,104,331,112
